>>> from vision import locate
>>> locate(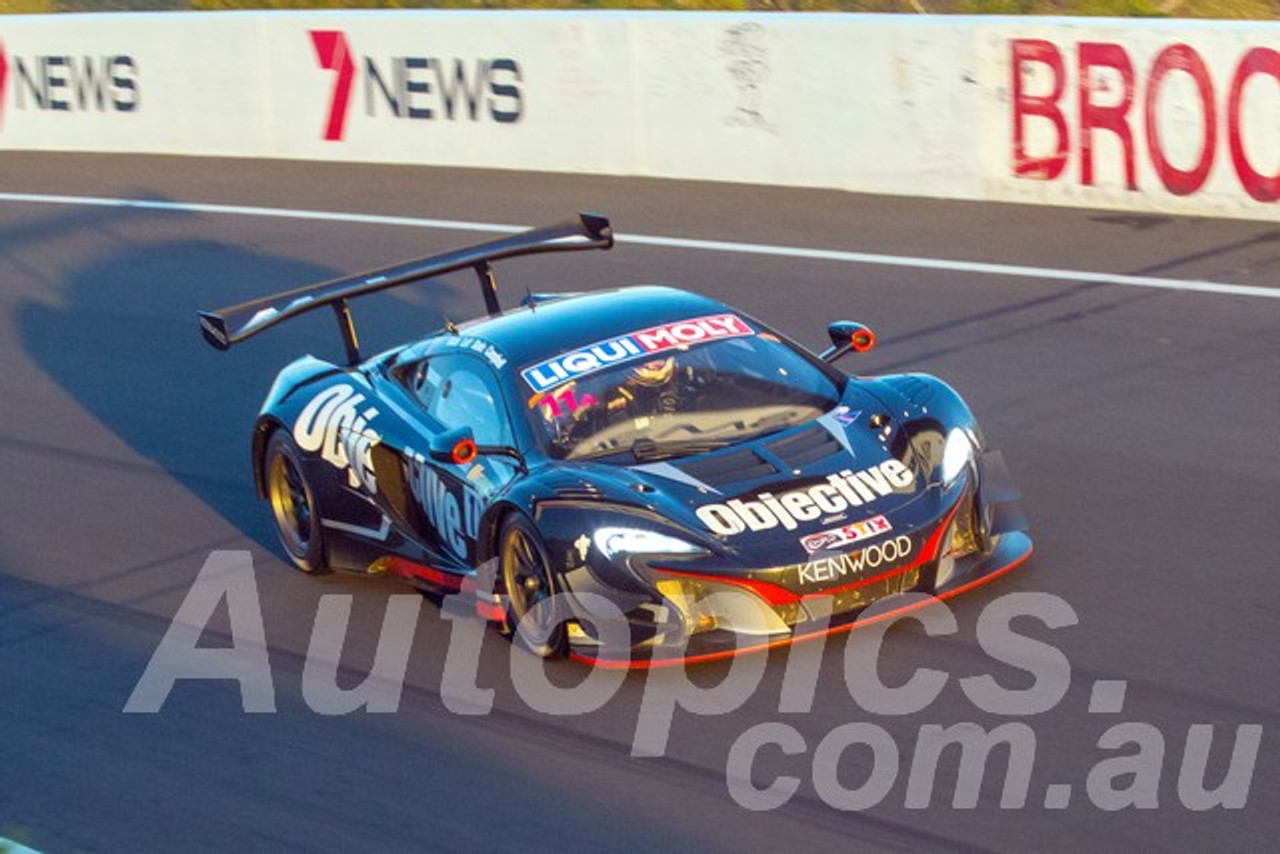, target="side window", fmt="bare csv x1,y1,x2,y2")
405,354,512,448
